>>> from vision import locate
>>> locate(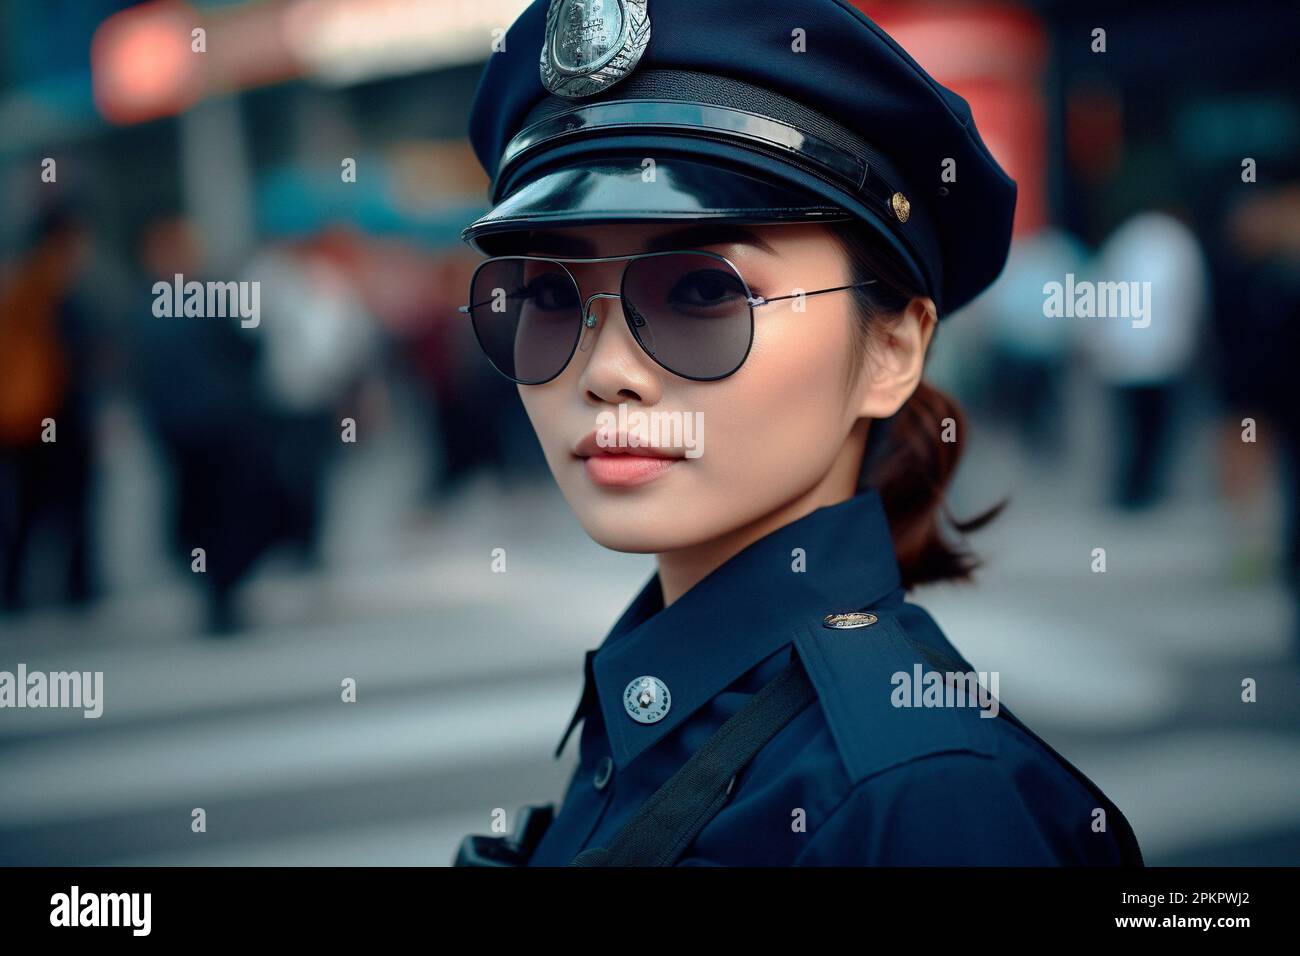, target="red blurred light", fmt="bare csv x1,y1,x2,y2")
92,2,205,124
